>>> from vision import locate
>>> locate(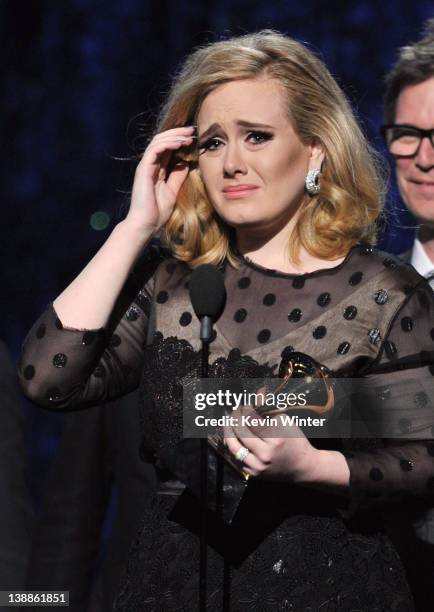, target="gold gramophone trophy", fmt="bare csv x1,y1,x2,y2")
207,351,335,480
